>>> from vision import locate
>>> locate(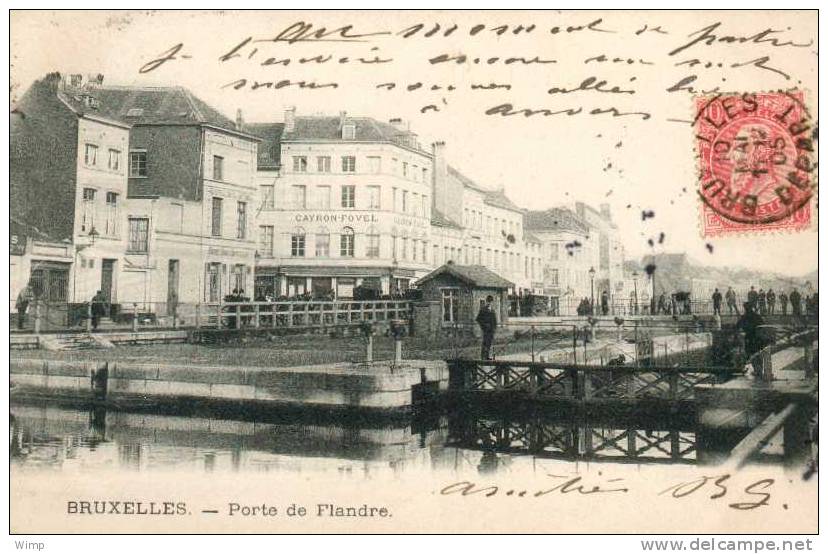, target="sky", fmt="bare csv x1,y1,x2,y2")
9,10,819,276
